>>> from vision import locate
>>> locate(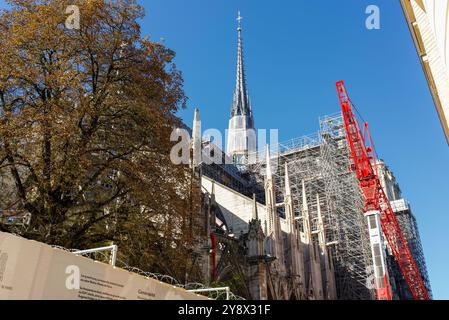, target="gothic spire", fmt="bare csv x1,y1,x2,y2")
231,11,253,120
226,11,255,163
